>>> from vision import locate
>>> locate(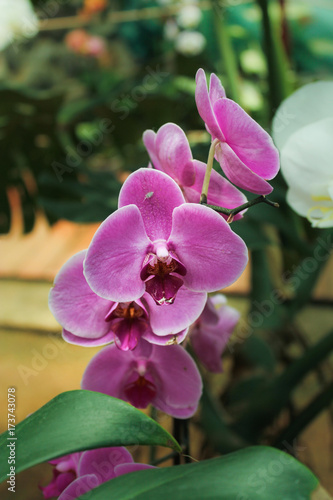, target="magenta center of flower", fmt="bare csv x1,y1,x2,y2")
105,302,149,351
141,242,186,306
112,302,144,320
124,374,157,408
